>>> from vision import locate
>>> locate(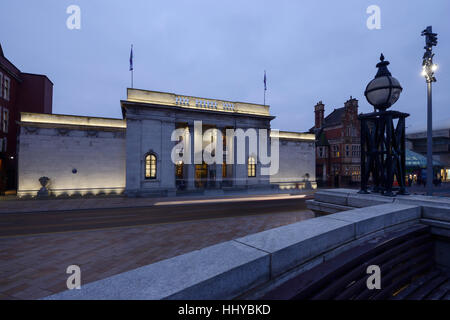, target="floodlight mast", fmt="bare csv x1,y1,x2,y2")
421,26,438,196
